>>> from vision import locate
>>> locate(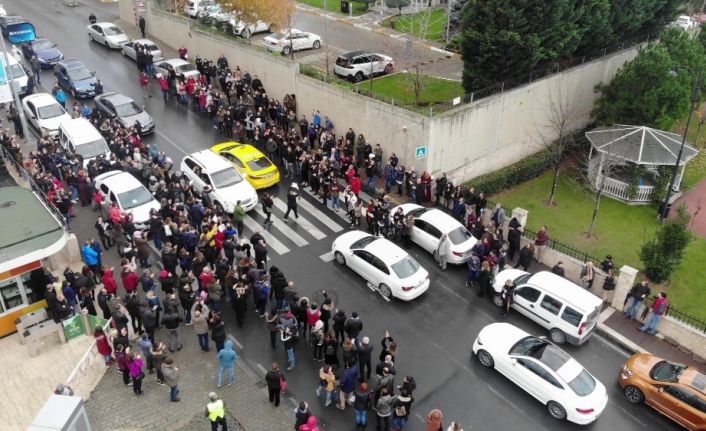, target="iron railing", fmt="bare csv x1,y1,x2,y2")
642,296,706,333
522,226,604,265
